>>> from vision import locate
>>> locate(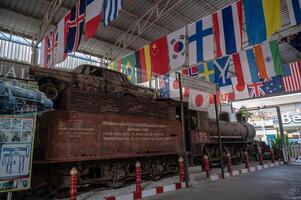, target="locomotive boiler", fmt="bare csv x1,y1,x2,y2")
189,111,256,165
